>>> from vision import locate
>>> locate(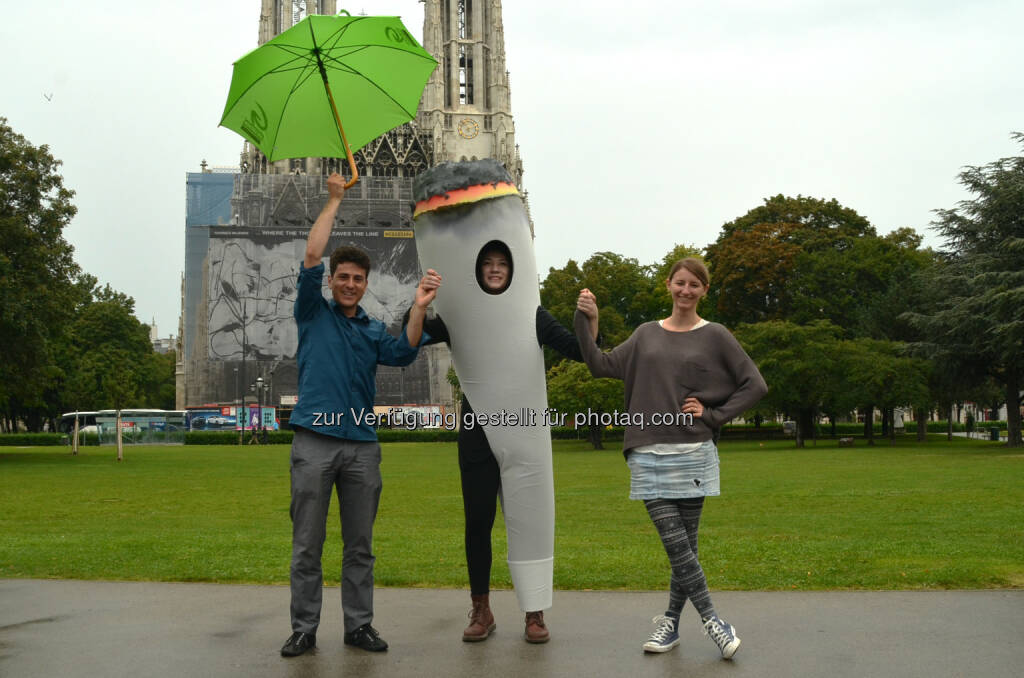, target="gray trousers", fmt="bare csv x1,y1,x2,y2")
289,427,382,634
